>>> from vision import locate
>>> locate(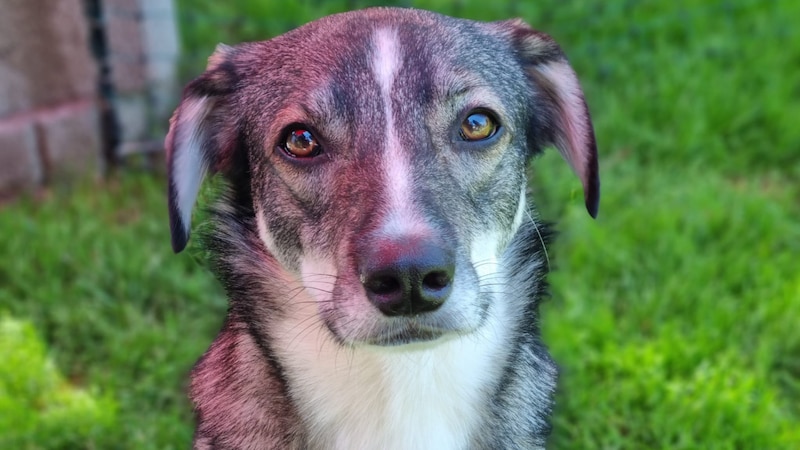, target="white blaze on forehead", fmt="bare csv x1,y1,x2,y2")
372,28,429,237
373,28,399,94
